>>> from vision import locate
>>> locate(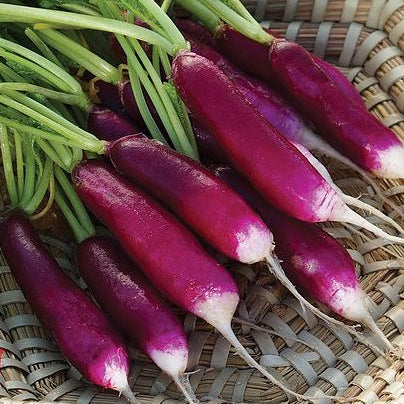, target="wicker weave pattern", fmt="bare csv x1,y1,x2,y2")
0,3,403,403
